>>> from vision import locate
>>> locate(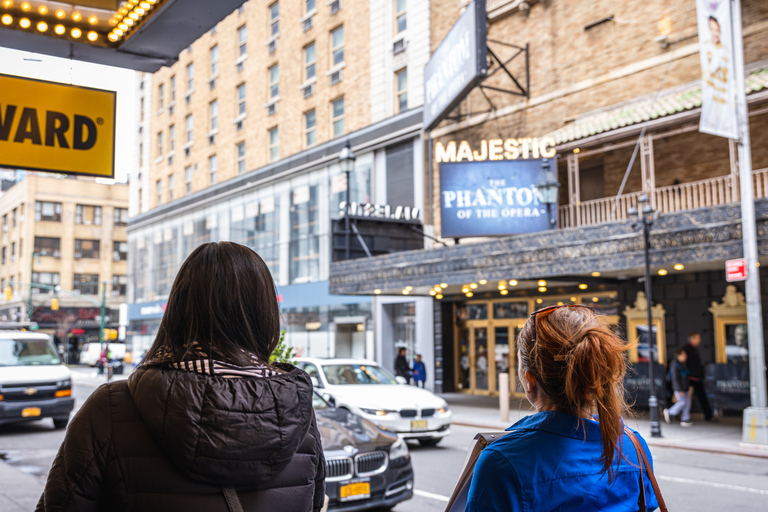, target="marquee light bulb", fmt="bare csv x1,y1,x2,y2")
579,283,588,290
373,289,381,295
470,283,477,289
56,10,65,18
658,269,668,276
135,7,145,15
509,279,518,286
124,17,134,26
20,2,29,11
87,31,98,41
71,27,82,38
36,21,47,32
140,1,150,8
1,14,12,25
538,280,547,287
19,17,30,28
118,22,127,30
591,271,601,277
54,24,65,34
3,1,13,9
500,289,509,295
436,294,443,299
38,5,47,14
113,28,123,35
539,286,547,293
465,292,473,298
89,16,98,24
440,283,447,288
128,12,139,20
72,12,81,21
